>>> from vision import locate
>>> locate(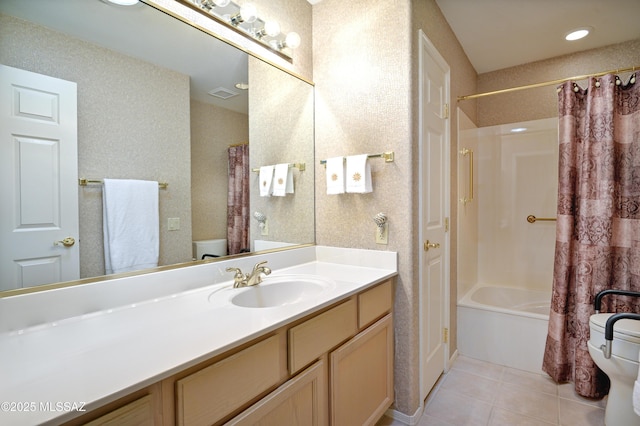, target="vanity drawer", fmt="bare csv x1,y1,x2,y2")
358,280,393,329
288,299,357,374
84,395,153,426
176,335,283,426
